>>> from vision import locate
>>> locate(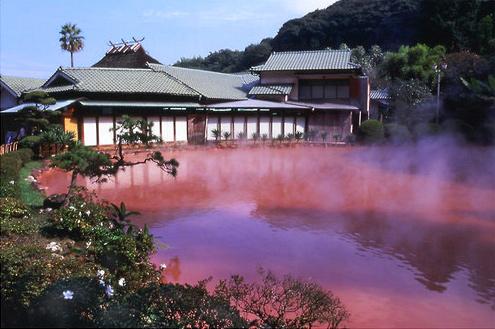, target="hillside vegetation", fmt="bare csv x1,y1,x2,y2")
175,0,495,73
